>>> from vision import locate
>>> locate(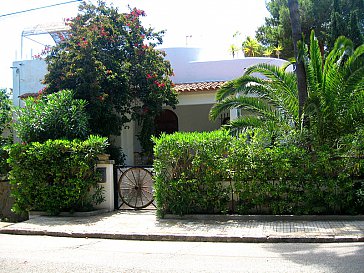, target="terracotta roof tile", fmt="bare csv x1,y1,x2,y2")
19,93,38,99
174,81,226,92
